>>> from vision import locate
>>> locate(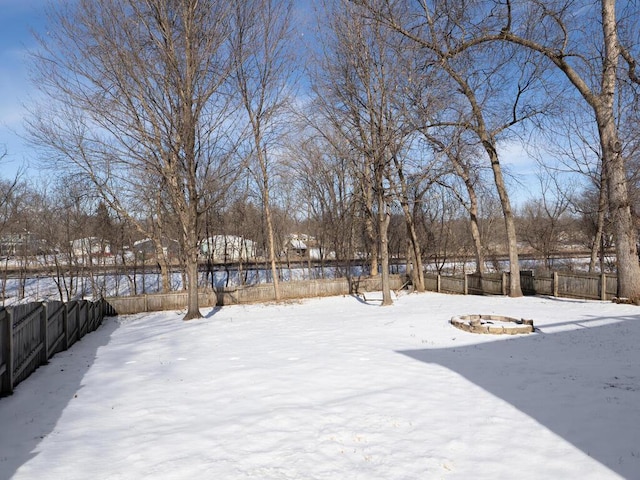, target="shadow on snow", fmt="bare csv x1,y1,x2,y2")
398,313,640,478
0,318,118,480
